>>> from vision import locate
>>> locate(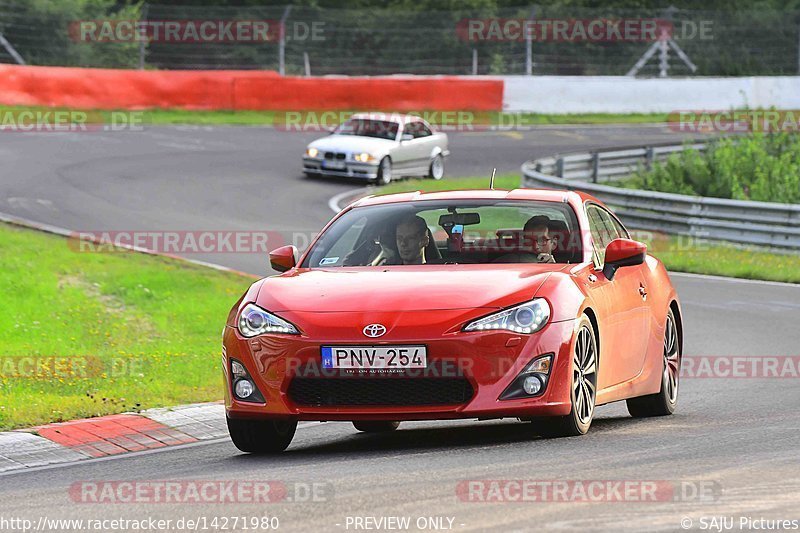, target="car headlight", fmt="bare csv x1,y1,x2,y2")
463,298,550,334
354,152,375,163
306,147,319,158
237,303,300,337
